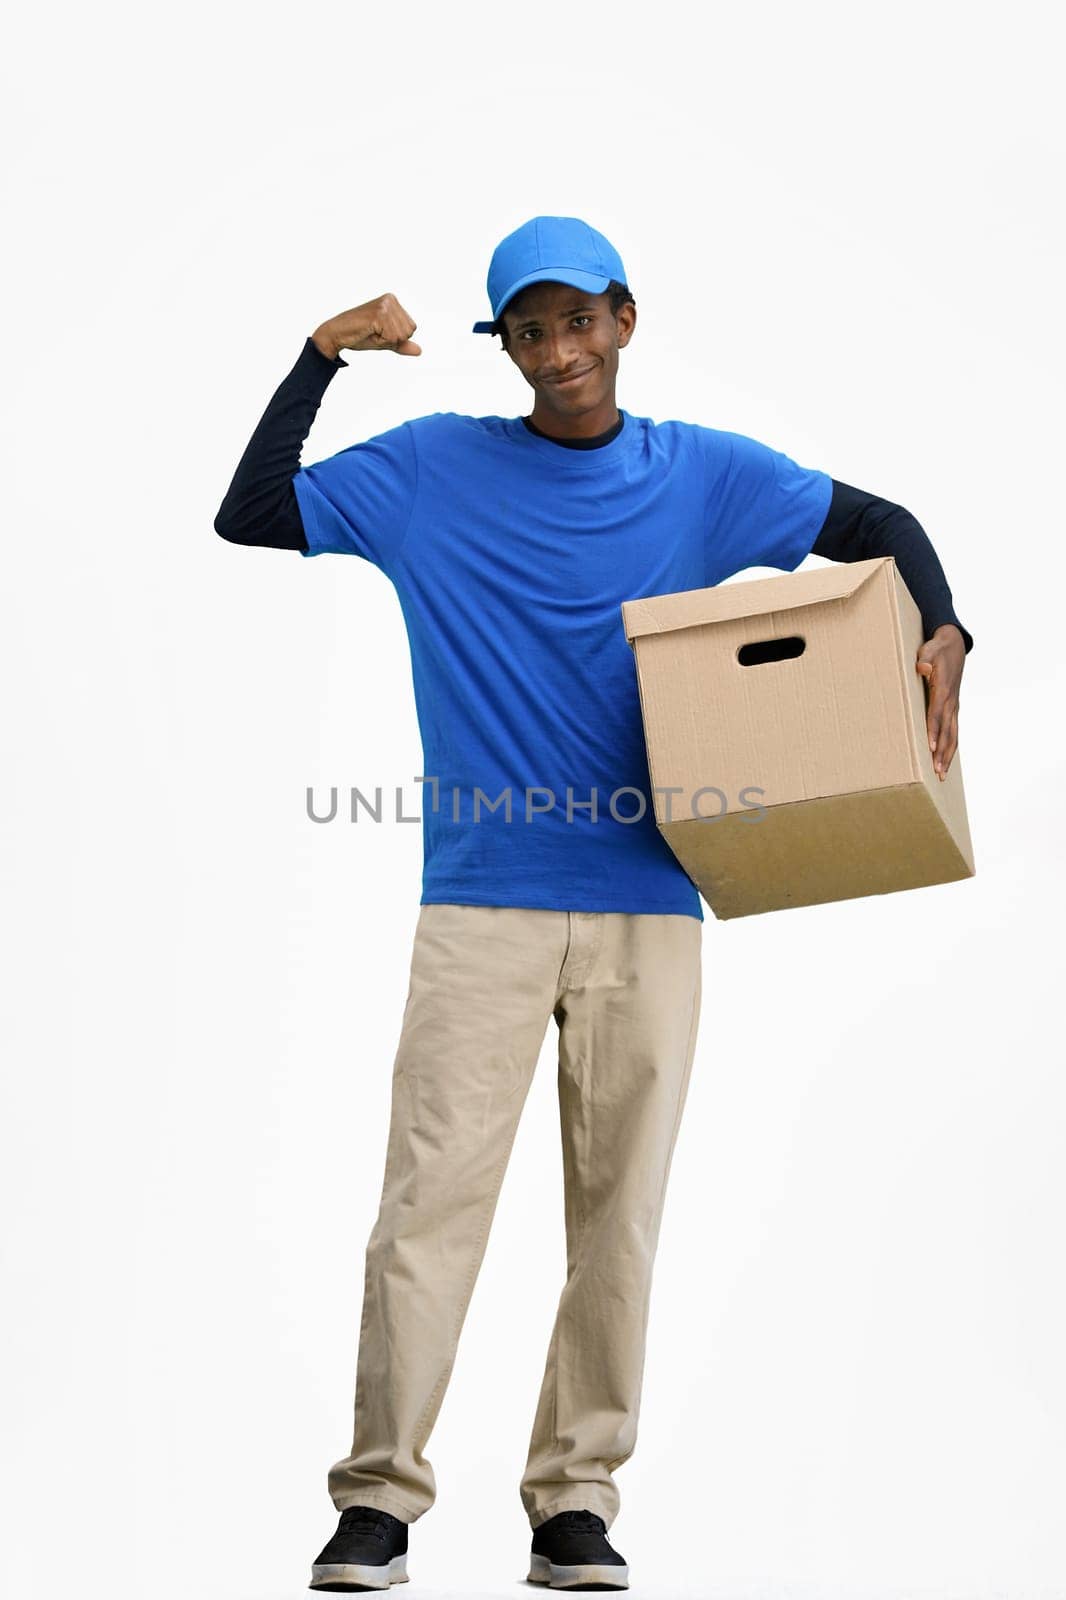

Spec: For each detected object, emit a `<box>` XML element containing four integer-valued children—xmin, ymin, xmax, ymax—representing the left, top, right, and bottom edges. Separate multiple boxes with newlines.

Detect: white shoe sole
<box><xmin>309</xmin><ymin>1553</ymin><xmax>409</xmax><ymax>1590</ymax></box>
<box><xmin>527</xmin><ymin>1550</ymin><xmax>629</xmax><ymax>1589</ymax></box>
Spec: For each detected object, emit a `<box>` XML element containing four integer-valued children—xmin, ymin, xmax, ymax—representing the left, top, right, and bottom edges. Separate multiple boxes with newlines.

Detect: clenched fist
<box><xmin>312</xmin><ymin>293</ymin><xmax>422</xmax><ymax>361</ymax></box>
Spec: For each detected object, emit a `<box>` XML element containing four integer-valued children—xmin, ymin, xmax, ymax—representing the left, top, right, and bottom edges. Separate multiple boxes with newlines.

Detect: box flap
<box><xmin>621</xmin><ymin>556</ymin><xmax>891</xmax><ymax>643</ymax></box>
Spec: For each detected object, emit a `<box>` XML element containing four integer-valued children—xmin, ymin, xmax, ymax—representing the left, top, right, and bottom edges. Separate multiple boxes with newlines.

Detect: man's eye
<box><xmin>573</xmin><ymin>315</ymin><xmax>591</xmax><ymax>326</ymax></box>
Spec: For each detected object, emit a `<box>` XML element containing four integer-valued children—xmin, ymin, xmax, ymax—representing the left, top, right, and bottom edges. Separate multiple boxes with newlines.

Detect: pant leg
<box><xmin>520</xmin><ymin>910</ymin><xmax>703</xmax><ymax>1531</ymax></box>
<box><xmin>328</xmin><ymin>903</ymin><xmax>568</xmax><ymax>1522</ymax></box>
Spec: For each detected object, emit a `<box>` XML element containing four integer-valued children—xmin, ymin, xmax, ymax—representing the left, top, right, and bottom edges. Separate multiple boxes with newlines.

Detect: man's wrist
<box><xmin>311</xmin><ymin>327</ymin><xmax>341</xmax><ymax>363</ymax></box>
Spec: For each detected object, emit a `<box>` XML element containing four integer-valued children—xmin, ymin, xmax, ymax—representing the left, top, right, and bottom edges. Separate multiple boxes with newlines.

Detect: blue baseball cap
<box><xmin>472</xmin><ymin>215</ymin><xmax>628</xmax><ymax>335</ymax></box>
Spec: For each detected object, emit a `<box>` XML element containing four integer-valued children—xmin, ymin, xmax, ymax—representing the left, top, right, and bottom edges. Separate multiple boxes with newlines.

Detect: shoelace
<box><xmin>551</xmin><ymin>1509</ymin><xmax>607</xmax><ymax>1534</ymax></box>
<box><xmin>338</xmin><ymin>1507</ymin><xmax>394</xmax><ymax>1542</ymax></box>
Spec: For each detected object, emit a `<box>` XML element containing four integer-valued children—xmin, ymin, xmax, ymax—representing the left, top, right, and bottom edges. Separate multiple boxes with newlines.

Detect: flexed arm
<box><xmin>212</xmin><ymin>295</ymin><xmax>422</xmax><ymax>551</ymax></box>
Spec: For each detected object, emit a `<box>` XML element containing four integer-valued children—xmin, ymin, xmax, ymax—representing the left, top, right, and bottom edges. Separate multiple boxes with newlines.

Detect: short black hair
<box><xmin>494</xmin><ymin>279</ymin><xmax>636</xmax><ymax>349</ymax></box>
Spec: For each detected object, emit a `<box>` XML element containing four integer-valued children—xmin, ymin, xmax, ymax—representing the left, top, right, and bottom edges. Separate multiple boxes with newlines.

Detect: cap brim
<box><xmin>471</xmin><ymin>267</ymin><xmax>613</xmax><ymax>335</ymax></box>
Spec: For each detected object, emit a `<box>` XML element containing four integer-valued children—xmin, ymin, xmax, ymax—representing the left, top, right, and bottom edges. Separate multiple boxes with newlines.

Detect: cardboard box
<box><xmin>621</xmin><ymin>556</ymin><xmax>975</xmax><ymax>919</ymax></box>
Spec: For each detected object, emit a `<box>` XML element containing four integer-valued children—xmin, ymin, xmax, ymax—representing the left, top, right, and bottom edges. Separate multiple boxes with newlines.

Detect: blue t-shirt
<box><xmin>293</xmin><ymin>410</ymin><xmax>832</xmax><ymax>922</ymax></box>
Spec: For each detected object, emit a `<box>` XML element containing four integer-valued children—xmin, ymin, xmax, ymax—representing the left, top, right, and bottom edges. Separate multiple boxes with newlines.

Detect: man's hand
<box><xmin>916</xmin><ymin>624</ymin><xmax>966</xmax><ymax>781</ymax></box>
<box><xmin>312</xmin><ymin>293</ymin><xmax>422</xmax><ymax>360</ymax></box>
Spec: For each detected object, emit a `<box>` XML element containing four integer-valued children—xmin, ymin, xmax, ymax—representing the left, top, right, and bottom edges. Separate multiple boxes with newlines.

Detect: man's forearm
<box><xmin>213</xmin><ymin>337</ymin><xmax>348</xmax><ymax>551</ymax></box>
<box><xmin>812</xmin><ymin>479</ymin><xmax>974</xmax><ymax>654</ymax></box>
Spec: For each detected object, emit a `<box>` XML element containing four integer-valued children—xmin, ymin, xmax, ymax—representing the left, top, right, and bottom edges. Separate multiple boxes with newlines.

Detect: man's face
<box><xmin>500</xmin><ymin>280</ymin><xmax>636</xmax><ymax>418</ymax></box>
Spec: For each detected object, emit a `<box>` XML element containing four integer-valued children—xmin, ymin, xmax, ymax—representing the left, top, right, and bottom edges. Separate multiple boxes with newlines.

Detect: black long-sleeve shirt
<box><xmin>214</xmin><ymin>337</ymin><xmax>974</xmax><ymax>654</ymax></box>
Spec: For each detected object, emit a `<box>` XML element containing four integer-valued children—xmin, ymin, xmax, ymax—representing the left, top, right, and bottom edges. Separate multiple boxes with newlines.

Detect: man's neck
<box><xmin>527</xmin><ymin>398</ymin><xmax>621</xmax><ymax>440</ymax></box>
<box><xmin>523</xmin><ymin>412</ymin><xmax>625</xmax><ymax>449</ymax></box>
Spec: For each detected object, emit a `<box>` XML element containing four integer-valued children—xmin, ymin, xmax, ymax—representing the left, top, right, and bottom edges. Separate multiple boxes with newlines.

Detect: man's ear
<box><xmin>616</xmin><ymin>302</ymin><xmax>637</xmax><ymax>349</ymax></box>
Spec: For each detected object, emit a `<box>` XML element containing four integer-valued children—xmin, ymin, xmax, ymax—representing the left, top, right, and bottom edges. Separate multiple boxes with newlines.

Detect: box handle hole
<box><xmin>737</xmin><ymin>634</ymin><xmax>806</xmax><ymax>666</ymax></box>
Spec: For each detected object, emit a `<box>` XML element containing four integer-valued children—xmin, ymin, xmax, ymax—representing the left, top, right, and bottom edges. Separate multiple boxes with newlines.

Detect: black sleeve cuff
<box><xmin>295</xmin><ymin>336</ymin><xmax>349</xmax><ymax>382</ymax></box>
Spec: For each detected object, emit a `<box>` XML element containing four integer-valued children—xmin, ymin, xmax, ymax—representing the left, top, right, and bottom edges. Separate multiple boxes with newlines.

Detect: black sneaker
<box><xmin>309</xmin><ymin>1505</ymin><xmax>410</xmax><ymax>1591</ymax></box>
<box><xmin>528</xmin><ymin>1508</ymin><xmax>629</xmax><ymax>1590</ymax></box>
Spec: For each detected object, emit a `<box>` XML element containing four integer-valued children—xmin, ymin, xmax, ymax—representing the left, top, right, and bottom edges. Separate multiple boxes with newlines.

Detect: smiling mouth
<box><xmin>549</xmin><ymin>366</ymin><xmax>595</xmax><ymax>387</ymax></box>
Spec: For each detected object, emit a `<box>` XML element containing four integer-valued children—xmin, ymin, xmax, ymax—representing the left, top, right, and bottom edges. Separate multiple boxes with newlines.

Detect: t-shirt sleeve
<box><xmin>292</xmin><ymin>419</ymin><xmax>418</xmax><ymax>571</ymax></box>
<box><xmin>704</xmin><ymin>428</ymin><xmax>833</xmax><ymax>583</ymax></box>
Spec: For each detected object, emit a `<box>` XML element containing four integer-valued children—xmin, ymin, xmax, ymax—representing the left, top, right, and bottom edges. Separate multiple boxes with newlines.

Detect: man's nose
<box><xmin>541</xmin><ymin>331</ymin><xmax>577</xmax><ymax>371</ymax></box>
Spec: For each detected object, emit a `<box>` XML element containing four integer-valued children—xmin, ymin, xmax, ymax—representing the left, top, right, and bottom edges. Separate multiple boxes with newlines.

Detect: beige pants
<box><xmin>327</xmin><ymin>903</ymin><xmax>703</xmax><ymax>1531</ymax></box>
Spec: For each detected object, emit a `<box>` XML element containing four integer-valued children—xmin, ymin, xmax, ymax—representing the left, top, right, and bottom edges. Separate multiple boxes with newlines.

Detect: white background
<box><xmin>3</xmin><ymin>3</ymin><xmax>1063</xmax><ymax>1597</ymax></box>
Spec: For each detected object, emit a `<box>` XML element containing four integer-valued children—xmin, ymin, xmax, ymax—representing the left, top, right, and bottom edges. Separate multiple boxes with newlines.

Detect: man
<box><xmin>214</xmin><ymin>215</ymin><xmax>972</xmax><ymax>1592</ymax></box>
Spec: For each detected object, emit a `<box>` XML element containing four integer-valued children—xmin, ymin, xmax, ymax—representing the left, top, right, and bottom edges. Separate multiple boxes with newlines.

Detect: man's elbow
<box><xmin>214</xmin><ymin>508</ymin><xmax>258</xmax><ymax>545</ymax></box>
<box><xmin>213</xmin><ymin>506</ymin><xmax>308</xmax><ymax>552</ymax></box>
